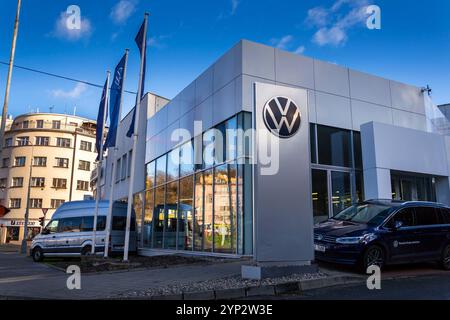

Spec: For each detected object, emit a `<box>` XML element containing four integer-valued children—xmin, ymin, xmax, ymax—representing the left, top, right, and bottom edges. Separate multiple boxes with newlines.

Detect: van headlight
<box><xmin>336</xmin><ymin>233</ymin><xmax>376</xmax><ymax>245</ymax></box>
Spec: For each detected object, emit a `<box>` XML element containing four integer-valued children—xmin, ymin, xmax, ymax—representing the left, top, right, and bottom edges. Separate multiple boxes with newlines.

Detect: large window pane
<box><xmin>143</xmin><ymin>190</ymin><xmax>154</xmax><ymax>248</ymax></box>
<box><xmin>317</xmin><ymin>125</ymin><xmax>352</xmax><ymax>168</ymax></box>
<box><xmin>167</xmin><ymin>148</ymin><xmax>180</xmax><ymax>182</ymax></box>
<box><xmin>152</xmin><ymin>185</ymin><xmax>165</xmax><ymax>248</ymax></box>
<box><xmin>310</xmin><ymin>124</ymin><xmax>317</xmax><ymax>163</ymax></box>
<box><xmin>331</xmin><ymin>171</ymin><xmax>352</xmax><ymax>215</ymax></box>
<box><xmin>155</xmin><ymin>155</ymin><xmax>166</xmax><ymax>186</ymax></box>
<box><xmin>237</xmin><ymin>112</ymin><xmax>252</xmax><ymax>159</ymax></box>
<box><xmin>180</xmin><ymin>141</ymin><xmax>194</xmax><ymax>177</ymax></box>
<box><xmin>203</xmin><ymin>129</ymin><xmax>215</xmax><ymax>168</ymax></box>
<box><xmin>179</xmin><ymin>175</ymin><xmax>194</xmax><ymax>250</ymax></box>
<box><xmin>213</xmin><ymin>164</ymin><xmax>237</xmax><ymax>254</ymax></box>
<box><xmin>203</xmin><ymin>169</ymin><xmax>213</xmax><ymax>252</ymax></box>
<box><xmin>353</xmin><ymin>132</ymin><xmax>363</xmax><ymax>169</ymax></box>
<box><xmin>312</xmin><ymin>169</ymin><xmax>329</xmax><ymax>224</ymax></box>
<box><xmin>355</xmin><ymin>171</ymin><xmax>364</xmax><ymax>203</ymax></box>
<box><xmin>146</xmin><ymin>161</ymin><xmax>155</xmax><ymax>189</ymax></box>
<box><xmin>194</xmin><ymin>172</ymin><xmax>204</xmax><ymax>251</ymax></box>
<box><xmin>164</xmin><ymin>181</ymin><xmax>178</xmax><ymax>249</ymax></box>
<box><xmin>133</xmin><ymin>192</ymin><xmax>144</xmax><ymax>247</ymax></box>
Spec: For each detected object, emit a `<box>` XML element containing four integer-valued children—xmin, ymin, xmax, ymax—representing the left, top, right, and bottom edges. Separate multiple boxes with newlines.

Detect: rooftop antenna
<box><xmin>49</xmin><ymin>105</ymin><xmax>54</xmax><ymax>113</ymax></box>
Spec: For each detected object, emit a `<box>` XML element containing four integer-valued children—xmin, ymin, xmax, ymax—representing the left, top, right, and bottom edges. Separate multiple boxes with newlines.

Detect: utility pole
<box><xmin>0</xmin><ymin>0</ymin><xmax>21</xmax><ymax>156</ymax></box>
<box><xmin>20</xmin><ymin>141</ymin><xmax>34</xmax><ymax>254</ymax></box>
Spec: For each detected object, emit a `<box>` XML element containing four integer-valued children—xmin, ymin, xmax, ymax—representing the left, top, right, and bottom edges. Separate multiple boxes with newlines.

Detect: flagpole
<box><xmin>0</xmin><ymin>0</ymin><xmax>21</xmax><ymax>156</ymax></box>
<box><xmin>123</xmin><ymin>13</ymin><xmax>149</xmax><ymax>262</ymax></box>
<box><xmin>104</xmin><ymin>50</ymin><xmax>129</xmax><ymax>258</ymax></box>
<box><xmin>91</xmin><ymin>71</ymin><xmax>110</xmax><ymax>255</ymax></box>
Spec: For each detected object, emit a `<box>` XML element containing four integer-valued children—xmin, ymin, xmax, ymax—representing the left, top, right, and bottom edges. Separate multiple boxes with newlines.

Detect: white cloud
<box><xmin>51</xmin><ymin>83</ymin><xmax>88</xmax><ymax>99</ymax></box>
<box><xmin>271</xmin><ymin>35</ymin><xmax>294</xmax><ymax>50</ymax></box>
<box><xmin>305</xmin><ymin>0</ymin><xmax>369</xmax><ymax>47</ymax></box>
<box><xmin>231</xmin><ymin>0</ymin><xmax>240</xmax><ymax>15</ymax></box>
<box><xmin>148</xmin><ymin>35</ymin><xmax>172</xmax><ymax>49</ymax></box>
<box><xmin>110</xmin><ymin>0</ymin><xmax>138</xmax><ymax>24</ymax></box>
<box><xmin>294</xmin><ymin>45</ymin><xmax>306</xmax><ymax>55</ymax></box>
<box><xmin>51</xmin><ymin>12</ymin><xmax>92</xmax><ymax>41</ymax></box>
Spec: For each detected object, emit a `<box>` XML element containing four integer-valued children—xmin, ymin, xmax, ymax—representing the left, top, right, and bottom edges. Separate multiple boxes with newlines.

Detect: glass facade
<box><xmin>141</xmin><ymin>112</ymin><xmax>252</xmax><ymax>255</ymax></box>
<box><xmin>391</xmin><ymin>172</ymin><xmax>436</xmax><ymax>202</ymax></box>
<box><xmin>311</xmin><ymin>123</ymin><xmax>364</xmax><ymax>224</ymax></box>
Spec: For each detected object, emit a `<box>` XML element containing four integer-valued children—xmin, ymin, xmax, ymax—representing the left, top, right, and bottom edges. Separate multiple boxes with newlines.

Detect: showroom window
<box><xmin>142</xmin><ymin>112</ymin><xmax>252</xmax><ymax>255</ymax></box>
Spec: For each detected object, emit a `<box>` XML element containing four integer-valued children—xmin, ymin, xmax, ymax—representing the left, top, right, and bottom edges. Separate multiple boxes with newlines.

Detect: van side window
<box><xmin>46</xmin><ymin>220</ymin><xmax>59</xmax><ymax>233</ymax></box>
<box><xmin>112</xmin><ymin>216</ymin><xmax>136</xmax><ymax>231</ymax></box>
<box><xmin>80</xmin><ymin>216</ymin><xmax>106</xmax><ymax>232</ymax></box>
<box><xmin>386</xmin><ymin>208</ymin><xmax>415</xmax><ymax>228</ymax></box>
<box><xmin>60</xmin><ymin>217</ymin><xmax>82</xmax><ymax>232</ymax></box>
<box><xmin>414</xmin><ymin>207</ymin><xmax>439</xmax><ymax>226</ymax></box>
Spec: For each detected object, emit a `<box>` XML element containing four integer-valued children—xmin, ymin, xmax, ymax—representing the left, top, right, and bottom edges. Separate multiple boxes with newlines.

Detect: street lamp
<box><xmin>20</xmin><ymin>139</ymin><xmax>34</xmax><ymax>254</ymax></box>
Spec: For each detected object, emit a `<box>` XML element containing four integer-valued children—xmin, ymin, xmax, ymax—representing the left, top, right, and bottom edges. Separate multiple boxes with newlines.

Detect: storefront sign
<box><xmin>0</xmin><ymin>220</ymin><xmax>39</xmax><ymax>227</ymax></box>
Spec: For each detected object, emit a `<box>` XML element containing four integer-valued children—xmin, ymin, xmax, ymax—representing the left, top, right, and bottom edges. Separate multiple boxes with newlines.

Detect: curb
<box><xmin>145</xmin><ymin>275</ymin><xmax>364</xmax><ymax>300</ymax></box>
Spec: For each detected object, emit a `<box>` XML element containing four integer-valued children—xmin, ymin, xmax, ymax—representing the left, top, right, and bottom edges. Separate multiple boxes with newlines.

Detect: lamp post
<box><xmin>20</xmin><ymin>139</ymin><xmax>34</xmax><ymax>254</ymax></box>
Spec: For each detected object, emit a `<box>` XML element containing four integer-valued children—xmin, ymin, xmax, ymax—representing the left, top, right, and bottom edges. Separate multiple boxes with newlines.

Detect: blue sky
<box><xmin>1</xmin><ymin>0</ymin><xmax>449</xmax><ymax>121</ymax></box>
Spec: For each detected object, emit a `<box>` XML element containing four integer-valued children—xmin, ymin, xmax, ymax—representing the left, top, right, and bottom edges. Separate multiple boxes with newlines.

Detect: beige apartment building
<box><xmin>0</xmin><ymin>113</ymin><xmax>98</xmax><ymax>244</ymax></box>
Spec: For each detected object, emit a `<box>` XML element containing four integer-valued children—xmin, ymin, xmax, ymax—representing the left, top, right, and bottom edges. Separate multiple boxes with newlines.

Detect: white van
<box><xmin>30</xmin><ymin>200</ymin><xmax>137</xmax><ymax>262</ymax></box>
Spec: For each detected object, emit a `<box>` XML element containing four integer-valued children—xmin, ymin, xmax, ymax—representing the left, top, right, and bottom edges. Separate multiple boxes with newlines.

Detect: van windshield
<box><xmin>332</xmin><ymin>203</ymin><xmax>393</xmax><ymax>225</ymax></box>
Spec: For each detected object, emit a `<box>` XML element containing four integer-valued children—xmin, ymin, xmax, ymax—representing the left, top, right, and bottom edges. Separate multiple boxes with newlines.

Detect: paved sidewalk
<box><xmin>1</xmin><ymin>249</ymin><xmax>448</xmax><ymax>299</ymax></box>
<box><xmin>0</xmin><ymin>251</ymin><xmax>243</xmax><ymax>299</ymax></box>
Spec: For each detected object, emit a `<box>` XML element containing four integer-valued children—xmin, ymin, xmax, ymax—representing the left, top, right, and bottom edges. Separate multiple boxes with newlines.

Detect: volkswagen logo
<box><xmin>317</xmin><ymin>234</ymin><xmax>324</xmax><ymax>241</ymax></box>
<box><xmin>262</xmin><ymin>96</ymin><xmax>301</xmax><ymax>138</ymax></box>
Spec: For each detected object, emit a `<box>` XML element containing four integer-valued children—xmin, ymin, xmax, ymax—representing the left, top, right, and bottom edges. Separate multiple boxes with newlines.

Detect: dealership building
<box><xmin>101</xmin><ymin>40</ymin><xmax>450</xmax><ymax>267</ymax></box>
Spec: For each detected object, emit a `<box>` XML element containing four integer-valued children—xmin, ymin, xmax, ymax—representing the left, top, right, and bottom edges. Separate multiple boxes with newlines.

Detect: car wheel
<box><xmin>32</xmin><ymin>247</ymin><xmax>44</xmax><ymax>262</ymax></box>
<box><xmin>441</xmin><ymin>244</ymin><xmax>450</xmax><ymax>270</ymax></box>
<box><xmin>362</xmin><ymin>245</ymin><xmax>385</xmax><ymax>272</ymax></box>
<box><xmin>81</xmin><ymin>245</ymin><xmax>92</xmax><ymax>256</ymax></box>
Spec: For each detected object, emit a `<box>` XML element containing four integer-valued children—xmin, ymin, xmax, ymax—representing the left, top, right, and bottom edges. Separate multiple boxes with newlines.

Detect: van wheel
<box><xmin>361</xmin><ymin>245</ymin><xmax>385</xmax><ymax>272</ymax></box>
<box><xmin>441</xmin><ymin>245</ymin><xmax>450</xmax><ymax>270</ymax></box>
<box><xmin>81</xmin><ymin>246</ymin><xmax>92</xmax><ymax>256</ymax></box>
<box><xmin>32</xmin><ymin>247</ymin><xmax>44</xmax><ymax>262</ymax></box>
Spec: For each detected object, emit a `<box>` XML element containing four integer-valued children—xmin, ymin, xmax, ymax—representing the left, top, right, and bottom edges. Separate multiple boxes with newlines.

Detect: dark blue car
<box><xmin>314</xmin><ymin>200</ymin><xmax>450</xmax><ymax>272</ymax></box>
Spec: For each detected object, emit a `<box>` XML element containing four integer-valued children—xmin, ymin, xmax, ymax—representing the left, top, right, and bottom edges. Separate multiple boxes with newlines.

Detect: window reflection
<box><xmin>164</xmin><ymin>181</ymin><xmax>178</xmax><ymax>249</ymax></box>
<box><xmin>194</xmin><ymin>172</ymin><xmax>204</xmax><ymax>251</ymax></box>
<box><xmin>152</xmin><ymin>185</ymin><xmax>165</xmax><ymax>248</ymax></box>
<box><xmin>143</xmin><ymin>190</ymin><xmax>154</xmax><ymax>247</ymax></box>
<box><xmin>331</xmin><ymin>171</ymin><xmax>352</xmax><ymax>215</ymax></box>
<box><xmin>155</xmin><ymin>155</ymin><xmax>166</xmax><ymax>186</ymax></box>
<box><xmin>203</xmin><ymin>169</ymin><xmax>213</xmax><ymax>252</ymax></box>
<box><xmin>213</xmin><ymin>163</ymin><xmax>237</xmax><ymax>254</ymax></box>
<box><xmin>142</xmin><ymin>112</ymin><xmax>252</xmax><ymax>255</ymax></box>
<box><xmin>312</xmin><ymin>169</ymin><xmax>329</xmax><ymax>224</ymax></box>
<box><xmin>317</xmin><ymin>125</ymin><xmax>352</xmax><ymax>167</ymax></box>
<box><xmin>179</xmin><ymin>175</ymin><xmax>194</xmax><ymax>250</ymax></box>
<box><xmin>167</xmin><ymin>148</ymin><xmax>179</xmax><ymax>182</ymax></box>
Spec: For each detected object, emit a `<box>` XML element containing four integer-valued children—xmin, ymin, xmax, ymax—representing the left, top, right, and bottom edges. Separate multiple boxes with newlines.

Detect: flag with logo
<box><xmin>104</xmin><ymin>53</ymin><xmax>127</xmax><ymax>148</ymax></box>
<box><xmin>95</xmin><ymin>78</ymin><xmax>108</xmax><ymax>160</ymax></box>
<box><xmin>127</xmin><ymin>16</ymin><xmax>148</xmax><ymax>138</ymax></box>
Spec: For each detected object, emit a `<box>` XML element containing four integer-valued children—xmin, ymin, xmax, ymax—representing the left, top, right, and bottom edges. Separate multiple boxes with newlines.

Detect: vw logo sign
<box><xmin>263</xmin><ymin>96</ymin><xmax>301</xmax><ymax>138</ymax></box>
<box><xmin>317</xmin><ymin>234</ymin><xmax>324</xmax><ymax>241</ymax></box>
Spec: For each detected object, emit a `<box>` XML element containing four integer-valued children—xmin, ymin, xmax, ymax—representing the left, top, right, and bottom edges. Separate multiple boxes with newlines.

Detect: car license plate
<box><xmin>314</xmin><ymin>244</ymin><xmax>326</xmax><ymax>252</ymax></box>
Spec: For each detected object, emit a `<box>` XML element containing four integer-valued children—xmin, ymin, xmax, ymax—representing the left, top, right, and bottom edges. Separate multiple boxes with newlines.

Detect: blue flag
<box><xmin>104</xmin><ymin>53</ymin><xmax>127</xmax><ymax>148</ymax></box>
<box><xmin>127</xmin><ymin>18</ymin><xmax>147</xmax><ymax>138</ymax></box>
<box><xmin>95</xmin><ymin>78</ymin><xmax>108</xmax><ymax>161</ymax></box>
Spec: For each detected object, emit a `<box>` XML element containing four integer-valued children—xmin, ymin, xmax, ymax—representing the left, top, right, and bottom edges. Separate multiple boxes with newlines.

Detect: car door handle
<box><xmin>52</xmin><ymin>236</ymin><xmax>56</xmax><ymax>238</ymax></box>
